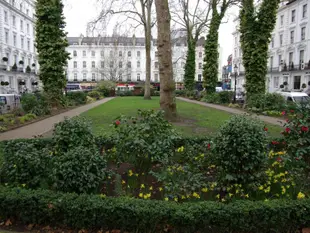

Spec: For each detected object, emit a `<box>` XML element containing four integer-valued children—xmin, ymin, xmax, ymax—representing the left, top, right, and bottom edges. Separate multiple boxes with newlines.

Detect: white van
<box><xmin>0</xmin><ymin>94</ymin><xmax>21</xmax><ymax>114</ymax></box>
<box><xmin>277</xmin><ymin>91</ymin><xmax>310</xmax><ymax>104</ymax></box>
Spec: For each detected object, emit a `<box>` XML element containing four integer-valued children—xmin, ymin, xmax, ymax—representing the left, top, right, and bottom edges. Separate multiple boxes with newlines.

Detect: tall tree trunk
<box><xmin>184</xmin><ymin>38</ymin><xmax>196</xmax><ymax>91</ymax></box>
<box><xmin>203</xmin><ymin>10</ymin><xmax>221</xmax><ymax>94</ymax></box>
<box><xmin>144</xmin><ymin>0</ymin><xmax>152</xmax><ymax>100</ymax></box>
<box><xmin>155</xmin><ymin>0</ymin><xmax>176</xmax><ymax>119</ymax></box>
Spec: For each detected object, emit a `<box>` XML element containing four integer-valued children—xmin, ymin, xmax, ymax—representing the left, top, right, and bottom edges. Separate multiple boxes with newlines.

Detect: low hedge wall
<box><xmin>0</xmin><ymin>186</ymin><xmax>309</xmax><ymax>232</ymax></box>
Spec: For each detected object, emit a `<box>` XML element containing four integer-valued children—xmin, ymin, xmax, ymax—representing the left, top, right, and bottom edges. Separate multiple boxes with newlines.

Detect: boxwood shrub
<box><xmin>0</xmin><ymin>186</ymin><xmax>309</xmax><ymax>232</ymax></box>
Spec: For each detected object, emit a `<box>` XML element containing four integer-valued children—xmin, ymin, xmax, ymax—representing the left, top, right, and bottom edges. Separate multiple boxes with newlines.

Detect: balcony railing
<box><xmin>268</xmin><ymin>63</ymin><xmax>310</xmax><ymax>73</ymax></box>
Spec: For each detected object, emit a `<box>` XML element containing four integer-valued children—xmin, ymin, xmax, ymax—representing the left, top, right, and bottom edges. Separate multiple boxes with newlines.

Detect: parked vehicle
<box><xmin>277</xmin><ymin>91</ymin><xmax>310</xmax><ymax>104</ymax></box>
<box><xmin>0</xmin><ymin>94</ymin><xmax>21</xmax><ymax>114</ymax></box>
<box><xmin>65</xmin><ymin>84</ymin><xmax>83</xmax><ymax>92</ymax></box>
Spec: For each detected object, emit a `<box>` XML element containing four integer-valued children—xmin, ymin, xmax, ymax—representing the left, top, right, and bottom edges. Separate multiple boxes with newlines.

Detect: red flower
<box><xmin>290</xmin><ymin>110</ymin><xmax>294</xmax><ymax>113</ymax></box>
<box><xmin>286</xmin><ymin>119</ymin><xmax>290</xmax><ymax>123</ymax></box>
<box><xmin>115</xmin><ymin>120</ymin><xmax>121</xmax><ymax>126</ymax></box>
<box><xmin>271</xmin><ymin>141</ymin><xmax>279</xmax><ymax>145</ymax></box>
<box><xmin>281</xmin><ymin>111</ymin><xmax>286</xmax><ymax>116</ymax></box>
<box><xmin>301</xmin><ymin>126</ymin><xmax>309</xmax><ymax>132</ymax></box>
<box><xmin>295</xmin><ymin>157</ymin><xmax>300</xmax><ymax>161</ymax></box>
<box><xmin>207</xmin><ymin>144</ymin><xmax>211</xmax><ymax>149</ymax></box>
<box><xmin>285</xmin><ymin>127</ymin><xmax>291</xmax><ymax>133</ymax></box>
<box><xmin>276</xmin><ymin>157</ymin><xmax>282</xmax><ymax>162</ymax></box>
<box><xmin>264</xmin><ymin>127</ymin><xmax>268</xmax><ymax>132</ymax></box>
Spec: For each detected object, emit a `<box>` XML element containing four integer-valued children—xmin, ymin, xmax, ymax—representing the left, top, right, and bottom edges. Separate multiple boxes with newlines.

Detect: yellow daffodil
<box><xmin>245</xmin><ymin>194</ymin><xmax>249</xmax><ymax>198</ymax></box>
<box><xmin>128</xmin><ymin>170</ymin><xmax>133</xmax><ymax>177</ymax></box>
<box><xmin>164</xmin><ymin>197</ymin><xmax>169</xmax><ymax>201</ymax></box>
<box><xmin>297</xmin><ymin>192</ymin><xmax>305</xmax><ymax>199</ymax></box>
<box><xmin>99</xmin><ymin>194</ymin><xmax>106</xmax><ymax>199</ymax></box>
<box><xmin>181</xmin><ymin>195</ymin><xmax>186</xmax><ymax>200</ymax></box>
<box><xmin>202</xmin><ymin>188</ymin><xmax>208</xmax><ymax>193</ymax></box>
<box><xmin>174</xmin><ymin>197</ymin><xmax>178</xmax><ymax>202</ymax></box>
<box><xmin>281</xmin><ymin>186</ymin><xmax>286</xmax><ymax>195</ymax></box>
<box><xmin>121</xmin><ymin>180</ymin><xmax>126</xmax><ymax>184</ymax></box>
<box><xmin>135</xmin><ymin>173</ymin><xmax>139</xmax><ymax>177</ymax></box>
<box><xmin>177</xmin><ymin>146</ymin><xmax>184</xmax><ymax>153</ymax></box>
<box><xmin>13</xmin><ymin>164</ymin><xmax>17</xmax><ymax>168</ymax></box>
<box><xmin>193</xmin><ymin>192</ymin><xmax>200</xmax><ymax>199</ymax></box>
<box><xmin>149</xmin><ymin>186</ymin><xmax>153</xmax><ymax>191</ymax></box>
<box><xmin>159</xmin><ymin>187</ymin><xmax>163</xmax><ymax>191</ymax></box>
<box><xmin>139</xmin><ymin>193</ymin><xmax>143</xmax><ymax>198</ymax></box>
<box><xmin>141</xmin><ymin>184</ymin><xmax>145</xmax><ymax>189</ymax></box>
<box><xmin>21</xmin><ymin>184</ymin><xmax>26</xmax><ymax>187</ymax></box>
<box><xmin>216</xmin><ymin>194</ymin><xmax>220</xmax><ymax>199</ymax></box>
<box><xmin>264</xmin><ymin>186</ymin><xmax>271</xmax><ymax>193</ymax></box>
<box><xmin>229</xmin><ymin>193</ymin><xmax>233</xmax><ymax>198</ymax></box>
<box><xmin>258</xmin><ymin>186</ymin><xmax>264</xmax><ymax>191</ymax></box>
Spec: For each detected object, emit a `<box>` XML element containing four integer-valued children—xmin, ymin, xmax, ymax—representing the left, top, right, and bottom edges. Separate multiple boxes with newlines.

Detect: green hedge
<box><xmin>0</xmin><ymin>186</ymin><xmax>309</xmax><ymax>232</ymax></box>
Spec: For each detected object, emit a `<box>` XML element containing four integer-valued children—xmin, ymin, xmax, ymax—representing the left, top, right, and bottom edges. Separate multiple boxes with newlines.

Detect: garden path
<box><xmin>0</xmin><ymin>97</ymin><xmax>115</xmax><ymax>141</ymax></box>
<box><xmin>177</xmin><ymin>97</ymin><xmax>284</xmax><ymax>127</ymax></box>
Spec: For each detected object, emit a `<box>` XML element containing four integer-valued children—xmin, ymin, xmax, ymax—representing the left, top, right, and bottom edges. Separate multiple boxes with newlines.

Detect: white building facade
<box><xmin>66</xmin><ymin>34</ymin><xmax>223</xmax><ymax>87</ymax></box>
<box><xmin>232</xmin><ymin>0</ymin><xmax>310</xmax><ymax>93</ymax></box>
<box><xmin>0</xmin><ymin>0</ymin><xmax>39</xmax><ymax>94</ymax></box>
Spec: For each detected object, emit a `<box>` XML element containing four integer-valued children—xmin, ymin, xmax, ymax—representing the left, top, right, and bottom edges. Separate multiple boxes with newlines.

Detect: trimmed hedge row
<box><xmin>0</xmin><ymin>186</ymin><xmax>309</xmax><ymax>232</ymax></box>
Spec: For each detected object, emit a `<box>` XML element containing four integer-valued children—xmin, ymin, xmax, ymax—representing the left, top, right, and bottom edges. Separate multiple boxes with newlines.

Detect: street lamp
<box><xmin>234</xmin><ymin>64</ymin><xmax>238</xmax><ymax>103</ymax></box>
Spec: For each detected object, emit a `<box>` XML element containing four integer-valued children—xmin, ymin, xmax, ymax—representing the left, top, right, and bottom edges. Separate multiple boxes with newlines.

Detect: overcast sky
<box><xmin>63</xmin><ymin>0</ymin><xmax>238</xmax><ymax>67</ymax></box>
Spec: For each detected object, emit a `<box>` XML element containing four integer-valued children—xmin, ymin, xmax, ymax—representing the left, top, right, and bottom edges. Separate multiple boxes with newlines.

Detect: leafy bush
<box><xmin>1</xmin><ymin>186</ymin><xmax>310</xmax><ymax>232</ymax></box>
<box><xmin>88</xmin><ymin>91</ymin><xmax>101</xmax><ymax>100</ymax></box>
<box><xmin>116</xmin><ymin>90</ymin><xmax>133</xmax><ymax>96</ymax></box>
<box><xmin>53</xmin><ymin>117</ymin><xmax>95</xmax><ymax>154</ymax></box>
<box><xmin>1</xmin><ymin>142</ymin><xmax>51</xmax><ymax>188</ymax></box>
<box><xmin>111</xmin><ymin>110</ymin><xmax>181</xmax><ymax>170</ymax></box>
<box><xmin>86</xmin><ymin>96</ymin><xmax>95</xmax><ymax>103</ymax></box>
<box><xmin>95</xmin><ymin>81</ymin><xmax>116</xmax><ymax>97</ymax></box>
<box><xmin>66</xmin><ymin>91</ymin><xmax>87</xmax><ymax>105</ymax></box>
<box><xmin>213</xmin><ymin>115</ymin><xmax>268</xmax><ymax>186</ymax></box>
<box><xmin>202</xmin><ymin>93</ymin><xmax>220</xmax><ymax>104</ymax></box>
<box><xmin>21</xmin><ymin>93</ymin><xmax>50</xmax><ymax>116</ymax></box>
<box><xmin>18</xmin><ymin>113</ymin><xmax>37</xmax><ymax>124</ymax></box>
<box><xmin>218</xmin><ymin>91</ymin><xmax>234</xmax><ymax>104</ymax></box>
<box><xmin>51</xmin><ymin>146</ymin><xmax>107</xmax><ymax>194</ymax></box>
<box><xmin>247</xmin><ymin>93</ymin><xmax>286</xmax><ymax>112</ymax></box>
<box><xmin>175</xmin><ymin>90</ymin><xmax>186</xmax><ymax>97</ymax></box>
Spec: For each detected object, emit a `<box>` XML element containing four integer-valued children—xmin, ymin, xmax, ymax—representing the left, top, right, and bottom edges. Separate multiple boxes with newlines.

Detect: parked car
<box><xmin>0</xmin><ymin>94</ymin><xmax>21</xmax><ymax>114</ymax></box>
<box><xmin>277</xmin><ymin>91</ymin><xmax>310</xmax><ymax>105</ymax></box>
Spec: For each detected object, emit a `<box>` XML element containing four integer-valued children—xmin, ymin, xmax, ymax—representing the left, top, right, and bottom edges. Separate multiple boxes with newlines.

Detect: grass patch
<box><xmin>82</xmin><ymin>97</ymin><xmax>282</xmax><ymax>137</ymax></box>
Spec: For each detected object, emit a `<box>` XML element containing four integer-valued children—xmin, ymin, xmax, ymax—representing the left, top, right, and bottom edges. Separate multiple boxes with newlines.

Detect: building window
<box><xmin>234</xmin><ymin>36</ymin><xmax>237</xmax><ymax>45</ymax></box>
<box><xmin>27</xmin><ymin>39</ymin><xmax>30</xmax><ymax>51</ymax></box>
<box><xmin>83</xmin><ymin>61</ymin><xmax>86</xmax><ymax>68</ymax></box>
<box><xmin>301</xmin><ymin>27</ymin><xmax>306</xmax><ymax>40</ymax></box>
<box><xmin>273</xmin><ymin>77</ymin><xmax>279</xmax><ymax>88</ymax></box>
<box><xmin>137</xmin><ymin>73</ymin><xmax>141</xmax><ymax>81</ymax></box>
<box><xmin>92</xmin><ymin>61</ymin><xmax>95</xmax><ymax>68</ymax></box>
<box><xmin>92</xmin><ymin>51</ymin><xmax>95</xmax><ymax>57</ymax></box>
<box><xmin>26</xmin><ymin>9</ymin><xmax>29</xmax><ymax>15</ymax></box>
<box><xmin>20</xmin><ymin>3</ymin><xmax>22</xmax><ymax>11</ymax></box>
<box><xmin>128</xmin><ymin>51</ymin><xmax>131</xmax><ymax>57</ymax></box>
<box><xmin>155</xmin><ymin>73</ymin><xmax>159</xmax><ymax>82</ymax></box>
<box><xmin>83</xmin><ymin>73</ymin><xmax>87</xmax><ymax>81</ymax></box>
<box><xmin>199</xmin><ymin>52</ymin><xmax>203</xmax><ymax>58</ymax></box>
<box><xmin>12</xmin><ymin>15</ymin><xmax>16</xmax><ymax>27</ymax></box>
<box><xmin>155</xmin><ymin>52</ymin><xmax>158</xmax><ymax>57</ymax></box>
<box><xmin>73</xmin><ymin>51</ymin><xmax>77</xmax><ymax>57</ymax></box>
<box><xmin>101</xmin><ymin>73</ymin><xmax>104</xmax><ymax>80</ymax></box>
<box><xmin>74</xmin><ymin>61</ymin><xmax>77</xmax><ymax>68</ymax></box>
<box><xmin>101</xmin><ymin>61</ymin><xmax>104</xmax><ymax>68</ymax></box>
<box><xmin>289</xmin><ymin>52</ymin><xmax>294</xmax><ymax>67</ymax></box>
<box><xmin>13</xmin><ymin>34</ymin><xmax>16</xmax><ymax>46</ymax></box>
<box><xmin>270</xmin><ymin>56</ymin><xmax>273</xmax><ymax>68</ymax></box>
<box><xmin>119</xmin><ymin>73</ymin><xmax>122</xmax><ymax>81</ymax></box>
<box><xmin>12</xmin><ymin>0</ymin><xmax>15</xmax><ymax>6</ymax></box>
<box><xmin>198</xmin><ymin>74</ymin><xmax>202</xmax><ymax>82</ymax></box>
<box><xmin>127</xmin><ymin>74</ymin><xmax>131</xmax><ymax>81</ymax></box>
<box><xmin>74</xmin><ymin>73</ymin><xmax>77</xmax><ymax>81</ymax></box>
<box><xmin>92</xmin><ymin>73</ymin><xmax>96</xmax><ymax>81</ymax></box>
<box><xmin>137</xmin><ymin>61</ymin><xmax>140</xmax><ymax>68</ymax></box>
<box><xmin>110</xmin><ymin>61</ymin><xmax>114</xmax><ymax>68</ymax></box>
<box><xmin>4</xmin><ymin>11</ymin><xmax>8</xmax><ymax>23</ymax></box>
<box><xmin>271</xmin><ymin>37</ymin><xmax>274</xmax><ymax>48</ymax></box>
<box><xmin>20</xmin><ymin>37</ymin><xmax>24</xmax><ymax>49</ymax></box>
<box><xmin>303</xmin><ymin>4</ymin><xmax>307</xmax><ymax>18</ymax></box>
<box><xmin>294</xmin><ymin>76</ymin><xmax>301</xmax><ymax>89</ymax></box>
<box><xmin>278</xmin><ymin>54</ymin><xmax>282</xmax><ymax>66</ymax></box>
<box><xmin>119</xmin><ymin>61</ymin><xmax>122</xmax><ymax>68</ymax></box>
<box><xmin>5</xmin><ymin>31</ymin><xmax>9</xmax><ymax>44</ymax></box>
<box><xmin>137</xmin><ymin>51</ymin><xmax>141</xmax><ymax>57</ymax></box>
<box><xmin>110</xmin><ymin>50</ymin><xmax>113</xmax><ymax>57</ymax></box>
<box><xmin>28</xmin><ymin>58</ymin><xmax>30</xmax><ymax>66</ymax></box>
<box><xmin>291</xmin><ymin>9</ymin><xmax>296</xmax><ymax>22</ymax></box>
<box><xmin>127</xmin><ymin>61</ymin><xmax>131</xmax><ymax>68</ymax></box>
<box><xmin>83</xmin><ymin>51</ymin><xmax>86</xmax><ymax>57</ymax></box>
<box><xmin>199</xmin><ymin>63</ymin><xmax>202</xmax><ymax>69</ymax></box>
<box><xmin>280</xmin><ymin>15</ymin><xmax>284</xmax><ymax>26</ymax></box>
<box><xmin>280</xmin><ymin>34</ymin><xmax>283</xmax><ymax>46</ymax></box>
<box><xmin>119</xmin><ymin>51</ymin><xmax>122</xmax><ymax>57</ymax></box>
<box><xmin>100</xmin><ymin>51</ymin><xmax>104</xmax><ymax>57</ymax></box>
<box><xmin>27</xmin><ymin>24</ymin><xmax>29</xmax><ymax>34</ymax></box>
<box><xmin>290</xmin><ymin>30</ymin><xmax>294</xmax><ymax>44</ymax></box>
<box><xmin>300</xmin><ymin>50</ymin><xmax>304</xmax><ymax>63</ymax></box>
<box><xmin>234</xmin><ymin>49</ymin><xmax>237</xmax><ymax>58</ymax></box>
<box><xmin>20</xmin><ymin>20</ymin><xmax>23</xmax><ymax>31</ymax></box>
<box><xmin>155</xmin><ymin>62</ymin><xmax>158</xmax><ymax>68</ymax></box>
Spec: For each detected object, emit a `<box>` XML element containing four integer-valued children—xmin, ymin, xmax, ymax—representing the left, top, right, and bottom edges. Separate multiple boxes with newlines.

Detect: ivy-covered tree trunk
<box><xmin>35</xmin><ymin>0</ymin><xmax>70</xmax><ymax>107</ymax></box>
<box><xmin>240</xmin><ymin>0</ymin><xmax>280</xmax><ymax>96</ymax></box>
<box><xmin>184</xmin><ymin>39</ymin><xmax>196</xmax><ymax>90</ymax></box>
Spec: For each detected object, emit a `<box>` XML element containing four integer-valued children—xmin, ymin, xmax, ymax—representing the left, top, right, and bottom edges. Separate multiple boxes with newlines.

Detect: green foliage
<box><xmin>18</xmin><ymin>113</ymin><xmax>37</xmax><ymax>124</ymax></box>
<box><xmin>111</xmin><ymin>110</ymin><xmax>181</xmax><ymax>170</ymax></box>
<box><xmin>174</xmin><ymin>90</ymin><xmax>186</xmax><ymax>97</ymax></box>
<box><xmin>51</xmin><ymin>146</ymin><xmax>107</xmax><ymax>194</ymax></box>
<box><xmin>95</xmin><ymin>80</ymin><xmax>116</xmax><ymax>97</ymax></box>
<box><xmin>53</xmin><ymin>117</ymin><xmax>95</xmax><ymax>153</ymax></box>
<box><xmin>214</xmin><ymin>115</ymin><xmax>268</xmax><ymax>186</ymax></box>
<box><xmin>21</xmin><ymin>93</ymin><xmax>50</xmax><ymax>116</ymax></box>
<box><xmin>184</xmin><ymin>40</ymin><xmax>196</xmax><ymax>90</ymax></box>
<box><xmin>1</xmin><ymin>186</ymin><xmax>310</xmax><ymax>232</ymax></box>
<box><xmin>87</xmin><ymin>90</ymin><xmax>101</xmax><ymax>99</ymax></box>
<box><xmin>66</xmin><ymin>91</ymin><xmax>87</xmax><ymax>105</ymax></box>
<box><xmin>1</xmin><ymin>142</ymin><xmax>51</xmax><ymax>188</ymax></box>
<box><xmin>202</xmin><ymin>92</ymin><xmax>220</xmax><ymax>104</ymax></box>
<box><xmin>247</xmin><ymin>93</ymin><xmax>286</xmax><ymax>112</ymax></box>
<box><xmin>240</xmin><ymin>0</ymin><xmax>280</xmax><ymax>96</ymax></box>
<box><xmin>35</xmin><ymin>0</ymin><xmax>70</xmax><ymax>106</ymax></box>
<box><xmin>202</xmin><ymin>92</ymin><xmax>234</xmax><ymax>104</ymax></box>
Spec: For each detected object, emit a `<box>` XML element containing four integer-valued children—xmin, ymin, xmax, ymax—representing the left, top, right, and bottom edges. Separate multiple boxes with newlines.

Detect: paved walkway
<box><xmin>0</xmin><ymin>97</ymin><xmax>114</xmax><ymax>141</ymax></box>
<box><xmin>177</xmin><ymin>97</ymin><xmax>284</xmax><ymax>127</ymax></box>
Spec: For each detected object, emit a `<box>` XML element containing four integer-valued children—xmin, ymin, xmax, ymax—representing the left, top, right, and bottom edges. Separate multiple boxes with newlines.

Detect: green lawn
<box><xmin>82</xmin><ymin>97</ymin><xmax>282</xmax><ymax>137</ymax></box>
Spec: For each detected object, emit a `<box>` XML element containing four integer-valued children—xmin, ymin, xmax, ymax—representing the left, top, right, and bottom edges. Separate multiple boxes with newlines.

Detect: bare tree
<box><xmin>155</xmin><ymin>0</ymin><xmax>176</xmax><ymax>119</ymax></box>
<box><xmin>170</xmin><ymin>0</ymin><xmax>212</xmax><ymax>90</ymax></box>
<box><xmin>88</xmin><ymin>0</ymin><xmax>156</xmax><ymax>100</ymax></box>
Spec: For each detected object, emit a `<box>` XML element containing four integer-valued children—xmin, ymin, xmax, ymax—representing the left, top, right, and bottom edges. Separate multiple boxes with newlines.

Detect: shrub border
<box><xmin>0</xmin><ymin>186</ymin><xmax>309</xmax><ymax>232</ymax></box>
